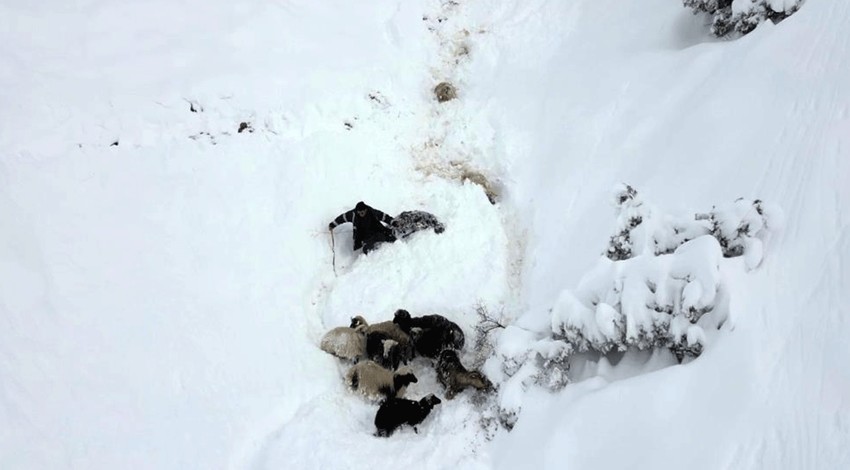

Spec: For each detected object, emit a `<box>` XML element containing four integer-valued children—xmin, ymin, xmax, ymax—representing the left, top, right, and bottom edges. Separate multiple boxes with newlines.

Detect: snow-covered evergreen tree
<box><xmin>556</xmin><ymin>234</ymin><xmax>722</xmax><ymax>362</ymax></box>
<box><xmin>606</xmin><ymin>184</ymin><xmax>645</xmax><ymax>261</ymax></box>
<box><xmin>606</xmin><ymin>183</ymin><xmax>711</xmax><ymax>260</ymax></box>
<box><xmin>684</xmin><ymin>0</ymin><xmax>805</xmax><ymax>37</ymax></box>
<box><xmin>494</xmin><ymin>186</ymin><xmax>781</xmax><ymax>421</ymax></box>
<box><xmin>608</xmin><ymin>184</ymin><xmax>779</xmax><ymax>268</ymax></box>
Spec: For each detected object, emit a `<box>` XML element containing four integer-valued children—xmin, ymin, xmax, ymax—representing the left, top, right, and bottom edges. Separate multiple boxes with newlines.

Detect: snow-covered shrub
<box><xmin>493</xmin><ymin>326</ymin><xmax>573</xmax><ymax>429</ymax></box>
<box><xmin>528</xmin><ymin>338</ymin><xmax>573</xmax><ymax>390</ymax></box>
<box><xmin>684</xmin><ymin>0</ymin><xmax>805</xmax><ymax>37</ymax></box>
<box><xmin>459</xmin><ymin>304</ymin><xmax>517</xmax><ymax>433</ymax></box>
<box><xmin>555</xmin><ymin>235</ymin><xmax>722</xmax><ymax>360</ymax></box>
<box><xmin>471</xmin><ymin>304</ymin><xmax>506</xmax><ymax>368</ymax></box>
<box><xmin>606</xmin><ymin>184</ymin><xmax>779</xmax><ymax>269</ymax></box>
<box><xmin>606</xmin><ymin>184</ymin><xmax>644</xmax><ymax>261</ymax></box>
<box><xmin>698</xmin><ymin>198</ymin><xmax>781</xmax><ymax>269</ymax></box>
<box><xmin>606</xmin><ymin>184</ymin><xmax>710</xmax><ymax>260</ymax></box>
<box><xmin>491</xmin><ymin>186</ymin><xmax>782</xmax><ymax>425</ymax></box>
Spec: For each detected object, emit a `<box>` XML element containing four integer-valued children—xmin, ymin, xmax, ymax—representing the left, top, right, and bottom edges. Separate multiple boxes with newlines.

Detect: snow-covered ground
<box><xmin>1</xmin><ymin>0</ymin><xmax>848</xmax><ymax>469</ymax></box>
<box><xmin>486</xmin><ymin>2</ymin><xmax>850</xmax><ymax>469</ymax></box>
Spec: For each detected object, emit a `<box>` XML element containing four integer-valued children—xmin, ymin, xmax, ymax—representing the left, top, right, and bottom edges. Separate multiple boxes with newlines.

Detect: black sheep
<box><xmin>409</xmin><ymin>314</ymin><xmax>465</xmax><ymax>358</ymax></box>
<box><xmin>436</xmin><ymin>349</ymin><xmax>493</xmax><ymax>399</ymax></box>
<box><xmin>374</xmin><ymin>394</ymin><xmax>442</xmax><ymax>437</ymax></box>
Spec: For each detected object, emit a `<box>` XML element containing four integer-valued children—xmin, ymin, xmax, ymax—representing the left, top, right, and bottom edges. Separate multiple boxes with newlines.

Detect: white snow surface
<box><xmin>2</xmin><ymin>0</ymin><xmax>848</xmax><ymax>469</ymax></box>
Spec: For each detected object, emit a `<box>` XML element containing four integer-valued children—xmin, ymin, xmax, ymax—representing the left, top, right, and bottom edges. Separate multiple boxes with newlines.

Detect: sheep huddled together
<box><xmin>319</xmin><ymin>309</ymin><xmax>493</xmax><ymax>437</ymax></box>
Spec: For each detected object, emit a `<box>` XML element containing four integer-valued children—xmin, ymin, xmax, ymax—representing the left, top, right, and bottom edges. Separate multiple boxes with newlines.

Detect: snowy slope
<box><xmin>0</xmin><ymin>1</ymin><xmax>435</xmax><ymax>468</ymax></box>
<box><xmin>482</xmin><ymin>0</ymin><xmax>850</xmax><ymax>468</ymax></box>
<box><xmin>2</xmin><ymin>0</ymin><xmax>849</xmax><ymax>469</ymax></box>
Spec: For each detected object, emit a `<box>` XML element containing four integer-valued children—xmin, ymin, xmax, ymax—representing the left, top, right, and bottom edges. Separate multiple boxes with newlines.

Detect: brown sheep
<box><xmin>436</xmin><ymin>349</ymin><xmax>493</xmax><ymax>399</ymax></box>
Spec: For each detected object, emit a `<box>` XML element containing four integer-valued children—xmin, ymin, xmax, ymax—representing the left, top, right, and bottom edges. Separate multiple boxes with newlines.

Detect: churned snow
<box><xmin>2</xmin><ymin>0</ymin><xmax>849</xmax><ymax>469</ymax></box>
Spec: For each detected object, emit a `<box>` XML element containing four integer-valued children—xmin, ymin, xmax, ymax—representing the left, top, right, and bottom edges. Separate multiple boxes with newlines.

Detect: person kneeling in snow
<box><xmin>328</xmin><ymin>201</ymin><xmax>396</xmax><ymax>255</ymax></box>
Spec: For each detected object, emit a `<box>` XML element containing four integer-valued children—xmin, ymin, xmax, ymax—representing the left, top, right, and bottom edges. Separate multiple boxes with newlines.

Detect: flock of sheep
<box><xmin>320</xmin><ymin>309</ymin><xmax>493</xmax><ymax>436</ymax></box>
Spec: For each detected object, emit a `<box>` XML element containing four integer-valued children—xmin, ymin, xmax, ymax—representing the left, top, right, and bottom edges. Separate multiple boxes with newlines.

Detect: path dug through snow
<box><xmin>254</xmin><ymin>2</ymin><xmax>517</xmax><ymax>469</ymax></box>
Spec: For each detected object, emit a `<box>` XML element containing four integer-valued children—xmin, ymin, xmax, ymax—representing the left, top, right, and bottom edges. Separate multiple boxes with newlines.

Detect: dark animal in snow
<box><xmin>434</xmin><ymin>82</ymin><xmax>457</xmax><ymax>102</ymax></box>
<box><xmin>409</xmin><ymin>314</ymin><xmax>465</xmax><ymax>358</ymax></box>
<box><xmin>374</xmin><ymin>394</ymin><xmax>442</xmax><ymax>437</ymax></box>
<box><xmin>390</xmin><ymin>210</ymin><xmax>445</xmax><ymax>240</ymax></box>
<box><xmin>436</xmin><ymin>349</ymin><xmax>493</xmax><ymax>399</ymax></box>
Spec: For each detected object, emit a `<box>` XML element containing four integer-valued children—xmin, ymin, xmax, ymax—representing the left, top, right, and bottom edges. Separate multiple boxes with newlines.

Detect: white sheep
<box><xmin>320</xmin><ymin>320</ymin><xmax>367</xmax><ymax>362</ymax></box>
<box><xmin>345</xmin><ymin>360</ymin><xmax>418</xmax><ymax>402</ymax></box>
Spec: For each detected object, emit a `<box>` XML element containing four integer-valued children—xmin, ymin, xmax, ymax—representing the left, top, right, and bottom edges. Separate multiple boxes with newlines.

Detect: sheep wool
<box><xmin>346</xmin><ymin>360</ymin><xmax>417</xmax><ymax>402</ymax></box>
<box><xmin>374</xmin><ymin>394</ymin><xmax>442</xmax><ymax>437</ymax></box>
<box><xmin>436</xmin><ymin>349</ymin><xmax>493</xmax><ymax>399</ymax></box>
<box><xmin>409</xmin><ymin>314</ymin><xmax>465</xmax><ymax>358</ymax></box>
<box><xmin>358</xmin><ymin>310</ymin><xmax>415</xmax><ymax>364</ymax></box>
<box><xmin>320</xmin><ymin>325</ymin><xmax>366</xmax><ymax>362</ymax></box>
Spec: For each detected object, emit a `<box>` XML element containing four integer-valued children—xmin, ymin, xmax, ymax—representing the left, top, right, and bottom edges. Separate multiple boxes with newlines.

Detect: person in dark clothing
<box><xmin>328</xmin><ymin>201</ymin><xmax>397</xmax><ymax>254</ymax></box>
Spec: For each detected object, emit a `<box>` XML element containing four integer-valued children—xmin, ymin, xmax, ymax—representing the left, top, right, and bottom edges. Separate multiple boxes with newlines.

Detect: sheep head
<box><xmin>394</xmin><ymin>372</ymin><xmax>418</xmax><ymax>390</ymax></box>
<box><xmin>421</xmin><ymin>394</ymin><xmax>442</xmax><ymax>408</ymax></box>
<box><xmin>392</xmin><ymin>309</ymin><xmax>412</xmax><ymax>331</ymax></box>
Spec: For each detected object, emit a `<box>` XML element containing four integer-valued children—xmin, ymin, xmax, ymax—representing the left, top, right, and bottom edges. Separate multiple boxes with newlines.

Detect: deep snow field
<box><xmin>1</xmin><ymin>0</ymin><xmax>848</xmax><ymax>469</ymax></box>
